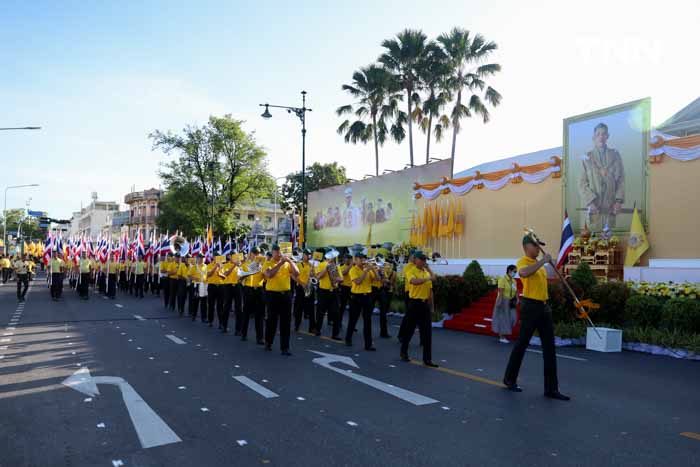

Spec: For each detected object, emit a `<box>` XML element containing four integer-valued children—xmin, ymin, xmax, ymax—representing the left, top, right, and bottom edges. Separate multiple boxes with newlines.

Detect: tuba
<box><xmin>326</xmin><ymin>262</ymin><xmax>341</xmax><ymax>289</ymax></box>
<box><xmin>170</xmin><ymin>235</ymin><xmax>187</xmax><ymax>256</ymax></box>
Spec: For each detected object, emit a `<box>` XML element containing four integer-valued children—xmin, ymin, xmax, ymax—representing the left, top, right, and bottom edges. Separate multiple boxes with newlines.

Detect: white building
<box><xmin>69</xmin><ymin>198</ymin><xmax>120</xmax><ymax>238</ymax></box>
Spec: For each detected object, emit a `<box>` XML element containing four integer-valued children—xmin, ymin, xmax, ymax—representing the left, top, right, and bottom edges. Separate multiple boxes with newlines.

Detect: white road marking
<box><xmin>310</xmin><ymin>351</ymin><xmax>438</xmax><ymax>406</ymax></box>
<box><xmin>3</xmin><ymin>333</ymin><xmax>13</xmax><ymax>336</ymax></box>
<box><xmin>441</xmin><ymin>406</ymin><xmax>451</xmax><ymax>411</ymax></box>
<box><xmin>112</xmin><ymin>460</ymin><xmax>124</xmax><ymax>467</ymax></box>
<box><xmin>296</xmin><ymin>396</ymin><xmax>306</xmax><ymax>401</ymax></box>
<box><xmin>526</xmin><ymin>349</ymin><xmax>588</xmax><ymax>361</ymax></box>
<box><xmin>165</xmin><ymin>335</ymin><xmax>186</xmax><ymax>345</ymax></box>
<box><xmin>236</xmin><ymin>440</ymin><xmax>248</xmax><ymax>446</ymax></box>
<box><xmin>6</xmin><ymin>327</ymin><xmax>15</xmax><ymax>330</ymax></box>
<box><xmin>200</xmin><ymin>407</ymin><xmax>210</xmax><ymax>412</ymax></box>
<box><xmin>234</xmin><ymin>365</ymin><xmax>240</xmax><ymax>368</ymax></box>
<box><xmin>148</xmin><ymin>357</ymin><xmax>155</xmax><ymax>360</ymax></box>
<box><xmin>178</xmin><ymin>386</ymin><xmax>186</xmax><ymax>390</ymax></box>
<box><xmin>62</xmin><ymin>367</ymin><xmax>182</xmax><ymax>449</ymax></box>
<box><xmin>0</xmin><ymin>339</ymin><xmax>11</xmax><ymax>343</ymax></box>
<box><xmin>115</xmin><ymin>304</ymin><xmax>123</xmax><ymax>308</ymax></box>
<box><xmin>97</xmin><ymin>422</ymin><xmax>106</xmax><ymax>428</ymax></box>
<box><xmin>121</xmin><ymin>332</ymin><xmax>126</xmax><ymax>336</ymax></box>
<box><xmin>136</xmin><ymin>347</ymin><xmax>143</xmax><ymax>350</ymax></box>
<box><xmin>212</xmin><ymin>353</ymin><xmax>219</xmax><ymax>356</ymax></box>
<box><xmin>134</xmin><ymin>315</ymin><xmax>145</xmax><ymax>321</ymax></box>
<box><xmin>163</xmin><ymin>371</ymin><xmax>169</xmax><ymax>374</ymax></box>
<box><xmin>346</xmin><ymin>421</ymin><xmax>358</xmax><ymax>427</ymax></box>
<box><xmin>84</xmin><ymin>398</ymin><xmax>92</xmax><ymax>402</ymax></box>
<box><xmin>233</xmin><ymin>376</ymin><xmax>279</xmax><ymax>399</ymax></box>
<box><xmin>0</xmin><ymin>346</ymin><xmax>7</xmax><ymax>350</ymax></box>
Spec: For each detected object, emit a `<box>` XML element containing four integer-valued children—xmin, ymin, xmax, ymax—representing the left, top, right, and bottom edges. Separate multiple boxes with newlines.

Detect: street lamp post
<box><xmin>259</xmin><ymin>90</ymin><xmax>311</xmax><ymax>247</ymax></box>
<box><xmin>3</xmin><ymin>184</ymin><xmax>39</xmax><ymax>255</ymax></box>
<box><xmin>271</xmin><ymin>175</ymin><xmax>287</xmax><ymax>244</ymax></box>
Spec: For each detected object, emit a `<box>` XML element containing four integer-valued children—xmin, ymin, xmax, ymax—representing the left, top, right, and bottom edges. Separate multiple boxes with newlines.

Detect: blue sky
<box><xmin>2</xmin><ymin>0</ymin><xmax>698</xmax><ymax>218</ymax></box>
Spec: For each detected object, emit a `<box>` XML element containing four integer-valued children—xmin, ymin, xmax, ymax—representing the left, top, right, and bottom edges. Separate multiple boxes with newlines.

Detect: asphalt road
<box><xmin>1</xmin><ymin>273</ymin><xmax>699</xmax><ymax>467</ymax></box>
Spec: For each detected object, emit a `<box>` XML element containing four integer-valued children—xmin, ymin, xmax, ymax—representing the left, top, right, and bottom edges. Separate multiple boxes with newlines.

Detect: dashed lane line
<box><xmin>165</xmin><ymin>334</ymin><xmax>186</xmax><ymax>345</ymax></box>
<box><xmin>232</xmin><ymin>376</ymin><xmax>279</xmax><ymax>399</ymax></box>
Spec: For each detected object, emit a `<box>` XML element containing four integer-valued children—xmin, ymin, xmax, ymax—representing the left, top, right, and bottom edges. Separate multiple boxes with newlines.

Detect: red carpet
<box><xmin>443</xmin><ymin>287</ymin><xmax>521</xmax><ymax>339</ymax></box>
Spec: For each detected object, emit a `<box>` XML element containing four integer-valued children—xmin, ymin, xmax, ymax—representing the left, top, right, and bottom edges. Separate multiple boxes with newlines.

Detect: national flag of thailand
<box><xmin>556</xmin><ymin>210</ymin><xmax>575</xmax><ymax>269</ymax></box>
<box><xmin>214</xmin><ymin>237</ymin><xmax>222</xmax><ymax>256</ymax></box>
<box><xmin>241</xmin><ymin>237</ymin><xmax>249</xmax><ymax>254</ymax></box>
<box><xmin>222</xmin><ymin>237</ymin><xmax>232</xmax><ymax>256</ymax></box>
<box><xmin>42</xmin><ymin>233</ymin><xmax>53</xmax><ymax>265</ymax></box>
<box><xmin>137</xmin><ymin>230</ymin><xmax>146</xmax><ymax>259</ymax></box>
<box><xmin>191</xmin><ymin>237</ymin><xmax>202</xmax><ymax>257</ymax></box>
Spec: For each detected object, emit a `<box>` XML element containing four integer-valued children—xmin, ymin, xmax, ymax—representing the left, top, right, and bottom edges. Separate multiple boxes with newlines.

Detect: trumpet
<box><xmin>284</xmin><ymin>253</ymin><xmax>303</xmax><ymax>262</ymax></box>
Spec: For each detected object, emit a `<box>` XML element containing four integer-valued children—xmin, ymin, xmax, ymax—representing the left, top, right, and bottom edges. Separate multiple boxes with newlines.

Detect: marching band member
<box><xmin>397</xmin><ymin>250</ymin><xmax>416</xmax><ymax>344</ymax></box>
<box><xmin>379</xmin><ymin>258</ymin><xmax>396</xmax><ymax>338</ymax></box>
<box><xmin>49</xmin><ymin>251</ymin><xmax>64</xmax><ymax>301</ymax></box>
<box><xmin>206</xmin><ymin>257</ymin><xmax>224</xmax><ymax>328</ymax></box>
<box><xmin>337</xmin><ymin>254</ymin><xmax>353</xmax><ymax>333</ymax></box>
<box><xmin>151</xmin><ymin>257</ymin><xmax>161</xmax><ymax>296</ymax></box>
<box><xmin>174</xmin><ymin>256</ymin><xmax>188</xmax><ymax>316</ymax></box>
<box><xmin>241</xmin><ymin>247</ymin><xmax>265</xmax><ymax>343</ymax></box>
<box><xmin>188</xmin><ymin>255</ymin><xmax>208</xmax><ymax>322</ymax></box>
<box><xmin>119</xmin><ymin>258</ymin><xmax>128</xmax><ymax>293</ymax></box>
<box><xmin>263</xmin><ymin>244</ymin><xmax>299</xmax><ymax>356</ymax></box>
<box><xmin>168</xmin><ymin>255</ymin><xmax>180</xmax><ymax>311</ymax></box>
<box><xmin>221</xmin><ymin>254</ymin><xmax>241</xmax><ymax>334</ymax></box>
<box><xmin>78</xmin><ymin>252</ymin><xmax>92</xmax><ymax>300</ymax></box>
<box><xmin>107</xmin><ymin>256</ymin><xmax>119</xmax><ymax>299</ymax></box>
<box><xmin>345</xmin><ymin>251</ymin><xmax>376</xmax><ymax>351</ymax></box>
<box><xmin>293</xmin><ymin>249</ymin><xmax>315</xmax><ymax>333</ymax></box>
<box><xmin>315</xmin><ymin>249</ymin><xmax>344</xmax><ymax>339</ymax></box>
<box><xmin>134</xmin><ymin>254</ymin><xmax>146</xmax><ymax>298</ymax></box>
<box><xmin>400</xmin><ymin>251</ymin><xmax>438</xmax><ymax>367</ymax></box>
<box><xmin>161</xmin><ymin>255</ymin><xmax>172</xmax><ymax>306</ymax></box>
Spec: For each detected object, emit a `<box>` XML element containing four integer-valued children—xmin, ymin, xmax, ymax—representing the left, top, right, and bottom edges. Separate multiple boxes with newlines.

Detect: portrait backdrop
<box><xmin>563</xmin><ymin>98</ymin><xmax>650</xmax><ymax>233</ymax></box>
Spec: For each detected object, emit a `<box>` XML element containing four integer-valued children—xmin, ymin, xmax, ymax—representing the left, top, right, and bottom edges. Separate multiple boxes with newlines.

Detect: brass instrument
<box><xmin>304</xmin><ymin>262</ymin><xmax>317</xmax><ymax>297</ymax></box>
<box><xmin>170</xmin><ymin>235</ymin><xmax>187</xmax><ymax>256</ymax></box>
<box><xmin>238</xmin><ymin>260</ymin><xmax>261</xmax><ymax>279</ymax></box>
<box><xmin>326</xmin><ymin>261</ymin><xmax>341</xmax><ymax>289</ymax></box>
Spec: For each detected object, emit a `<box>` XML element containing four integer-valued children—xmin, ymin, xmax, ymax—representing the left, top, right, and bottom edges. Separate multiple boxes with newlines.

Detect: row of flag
<box><xmin>409</xmin><ymin>199</ymin><xmax>464</xmax><ymax>247</ymax></box>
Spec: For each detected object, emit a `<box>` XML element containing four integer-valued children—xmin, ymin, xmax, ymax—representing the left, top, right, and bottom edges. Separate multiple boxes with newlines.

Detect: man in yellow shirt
<box><xmin>220</xmin><ymin>255</ymin><xmax>241</xmax><ymax>334</ymax></box>
<box><xmin>78</xmin><ymin>252</ymin><xmax>92</xmax><ymax>300</ymax></box>
<box><xmin>49</xmin><ymin>251</ymin><xmax>64</xmax><ymax>301</ymax></box>
<box><xmin>174</xmin><ymin>256</ymin><xmax>189</xmax><ymax>316</ymax></box>
<box><xmin>206</xmin><ymin>257</ymin><xmax>224</xmax><ymax>328</ymax></box>
<box><xmin>188</xmin><ymin>255</ymin><xmax>208</xmax><ymax>322</ymax></box>
<box><xmin>160</xmin><ymin>255</ymin><xmax>171</xmax><ymax>306</ymax></box>
<box><xmin>338</xmin><ymin>254</ymin><xmax>353</xmax><ymax>332</ymax></box>
<box><xmin>293</xmin><ymin>249</ymin><xmax>315</xmax><ymax>333</ymax></box>
<box><xmin>503</xmin><ymin>235</ymin><xmax>569</xmax><ymax>401</ymax></box>
<box><xmin>241</xmin><ymin>247</ymin><xmax>265</xmax><ymax>344</ymax></box>
<box><xmin>315</xmin><ymin>249</ymin><xmax>344</xmax><ymax>339</ymax></box>
<box><xmin>119</xmin><ymin>259</ymin><xmax>128</xmax><ymax>292</ymax></box>
<box><xmin>345</xmin><ymin>252</ymin><xmax>377</xmax><ymax>351</ymax></box>
<box><xmin>400</xmin><ymin>251</ymin><xmax>438</xmax><ymax>367</ymax></box>
<box><xmin>13</xmin><ymin>254</ymin><xmax>30</xmax><ymax>302</ymax></box>
<box><xmin>134</xmin><ymin>254</ymin><xmax>146</xmax><ymax>299</ymax></box>
<box><xmin>1</xmin><ymin>254</ymin><xmax>12</xmax><ymax>284</ymax></box>
<box><xmin>398</xmin><ymin>250</ymin><xmax>419</xmax><ymax>345</ymax></box>
<box><xmin>107</xmin><ymin>258</ymin><xmax>120</xmax><ymax>299</ymax></box>
<box><xmin>263</xmin><ymin>244</ymin><xmax>299</xmax><ymax>355</ymax></box>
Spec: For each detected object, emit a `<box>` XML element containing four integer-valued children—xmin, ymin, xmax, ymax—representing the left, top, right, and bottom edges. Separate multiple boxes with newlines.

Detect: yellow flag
<box><xmin>432</xmin><ymin>203</ymin><xmax>439</xmax><ymax>238</ymax></box>
<box><xmin>447</xmin><ymin>199</ymin><xmax>455</xmax><ymax>236</ymax></box>
<box><xmin>206</xmin><ymin>224</ymin><xmax>213</xmax><ymax>246</ymax></box>
<box><xmin>424</xmin><ymin>203</ymin><xmax>432</xmax><ymax>241</ymax></box>
<box><xmin>409</xmin><ymin>211</ymin><xmax>416</xmax><ymax>245</ymax></box>
<box><xmin>624</xmin><ymin>207</ymin><xmax>649</xmax><ymax>266</ymax></box>
<box><xmin>455</xmin><ymin>200</ymin><xmax>464</xmax><ymax>235</ymax></box>
<box><xmin>298</xmin><ymin>209</ymin><xmax>305</xmax><ymax>246</ymax></box>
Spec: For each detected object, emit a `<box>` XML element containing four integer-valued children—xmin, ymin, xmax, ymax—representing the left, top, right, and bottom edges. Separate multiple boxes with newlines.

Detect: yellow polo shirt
<box><xmin>264</xmin><ymin>259</ymin><xmax>291</xmax><ymax>292</ymax></box>
<box><xmin>222</xmin><ymin>263</ymin><xmax>239</xmax><ymax>285</ymax></box>
<box><xmin>79</xmin><ymin>258</ymin><xmax>92</xmax><ymax>273</ymax></box>
<box><xmin>135</xmin><ymin>261</ymin><xmax>146</xmax><ymax>275</ymax></box>
<box><xmin>296</xmin><ymin>261</ymin><xmax>311</xmax><ymax>284</ymax></box>
<box><xmin>406</xmin><ymin>267</ymin><xmax>432</xmax><ymax>300</ymax></box>
<box><xmin>189</xmin><ymin>263</ymin><xmax>207</xmax><ymax>283</ymax></box>
<box><xmin>109</xmin><ymin>262</ymin><xmax>120</xmax><ymax>274</ymax></box>
<box><xmin>517</xmin><ymin>256</ymin><xmax>548</xmax><ymax>302</ymax></box>
<box><xmin>50</xmin><ymin>258</ymin><xmax>63</xmax><ymax>272</ymax></box>
<box><xmin>207</xmin><ymin>262</ymin><xmax>223</xmax><ymax>285</ymax></box>
<box><xmin>340</xmin><ymin>264</ymin><xmax>352</xmax><ymax>287</ymax></box>
<box><xmin>175</xmin><ymin>262</ymin><xmax>188</xmax><ymax>280</ymax></box>
<box><xmin>349</xmin><ymin>265</ymin><xmax>373</xmax><ymax>295</ymax></box>
<box><xmin>317</xmin><ymin>261</ymin><xmax>342</xmax><ymax>290</ymax></box>
<box><xmin>498</xmin><ymin>275</ymin><xmax>517</xmax><ymax>300</ymax></box>
<box><xmin>403</xmin><ymin>262</ymin><xmax>416</xmax><ymax>291</ymax></box>
<box><xmin>242</xmin><ymin>259</ymin><xmax>264</xmax><ymax>288</ymax></box>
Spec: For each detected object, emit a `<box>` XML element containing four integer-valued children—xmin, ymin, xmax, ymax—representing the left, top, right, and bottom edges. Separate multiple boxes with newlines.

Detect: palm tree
<box><xmin>414</xmin><ymin>42</ymin><xmax>452</xmax><ymax>164</ymax></box>
<box><xmin>379</xmin><ymin>29</ymin><xmax>428</xmax><ymax>168</ymax></box>
<box><xmin>438</xmin><ymin>28</ymin><xmax>502</xmax><ymax>176</ymax></box>
<box><xmin>336</xmin><ymin>65</ymin><xmax>406</xmax><ymax>176</ymax></box>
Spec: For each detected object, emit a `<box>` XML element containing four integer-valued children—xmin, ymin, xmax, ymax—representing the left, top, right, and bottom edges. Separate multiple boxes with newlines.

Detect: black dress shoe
<box><xmin>503</xmin><ymin>379</ymin><xmax>523</xmax><ymax>392</ymax></box>
<box><xmin>544</xmin><ymin>391</ymin><xmax>571</xmax><ymax>401</ymax></box>
<box><xmin>281</xmin><ymin>350</ymin><xmax>292</xmax><ymax>356</ymax></box>
<box><xmin>424</xmin><ymin>361</ymin><xmax>439</xmax><ymax>368</ymax></box>
<box><xmin>331</xmin><ymin>336</ymin><xmax>343</xmax><ymax>341</ymax></box>
<box><xmin>379</xmin><ymin>334</ymin><xmax>391</xmax><ymax>338</ymax></box>
<box><xmin>365</xmin><ymin>347</ymin><xmax>377</xmax><ymax>352</ymax></box>
<box><xmin>400</xmin><ymin>353</ymin><xmax>410</xmax><ymax>362</ymax></box>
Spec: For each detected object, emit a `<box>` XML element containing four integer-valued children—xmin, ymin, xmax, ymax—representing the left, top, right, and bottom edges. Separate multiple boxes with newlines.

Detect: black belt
<box><xmin>521</xmin><ymin>297</ymin><xmax>545</xmax><ymax>304</ymax></box>
<box><xmin>267</xmin><ymin>290</ymin><xmax>290</xmax><ymax>295</ymax></box>
<box><xmin>408</xmin><ymin>298</ymin><xmax>429</xmax><ymax>303</ymax></box>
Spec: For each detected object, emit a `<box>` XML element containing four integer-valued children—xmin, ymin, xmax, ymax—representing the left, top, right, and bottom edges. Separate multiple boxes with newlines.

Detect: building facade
<box><xmin>232</xmin><ymin>200</ymin><xmax>291</xmax><ymax>244</ymax></box>
<box><xmin>124</xmin><ymin>188</ymin><xmax>162</xmax><ymax>240</ymax></box>
<box><xmin>70</xmin><ymin>200</ymin><xmax>120</xmax><ymax>238</ymax></box>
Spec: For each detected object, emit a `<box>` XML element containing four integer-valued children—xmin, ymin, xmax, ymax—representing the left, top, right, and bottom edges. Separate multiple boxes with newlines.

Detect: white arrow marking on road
<box><xmin>62</xmin><ymin>367</ymin><xmax>181</xmax><ymax>449</ymax></box>
<box><xmin>0</xmin><ymin>339</ymin><xmax>11</xmax><ymax>343</ymax></box>
<box><xmin>165</xmin><ymin>335</ymin><xmax>186</xmax><ymax>345</ymax></box>
<box><xmin>115</xmin><ymin>304</ymin><xmax>123</xmax><ymax>308</ymax></box>
<box><xmin>309</xmin><ymin>351</ymin><xmax>438</xmax><ymax>406</ymax></box>
<box><xmin>233</xmin><ymin>376</ymin><xmax>279</xmax><ymax>399</ymax></box>
<box><xmin>134</xmin><ymin>315</ymin><xmax>146</xmax><ymax>321</ymax></box>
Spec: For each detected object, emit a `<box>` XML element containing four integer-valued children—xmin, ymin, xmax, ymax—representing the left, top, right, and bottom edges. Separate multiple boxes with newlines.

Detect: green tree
<box><xmin>279</xmin><ymin>162</ymin><xmax>348</xmax><ymax>213</ymax></box>
<box><xmin>336</xmin><ymin>64</ymin><xmax>406</xmax><ymax>176</ymax></box>
<box><xmin>414</xmin><ymin>42</ymin><xmax>452</xmax><ymax>164</ymax></box>
<box><xmin>151</xmin><ymin>115</ymin><xmax>274</xmax><ymax>237</ymax></box>
<box><xmin>438</xmin><ymin>28</ymin><xmax>502</xmax><ymax>175</ymax></box>
<box><xmin>1</xmin><ymin>209</ymin><xmax>44</xmax><ymax>247</ymax></box>
<box><xmin>379</xmin><ymin>29</ymin><xmax>429</xmax><ymax>168</ymax></box>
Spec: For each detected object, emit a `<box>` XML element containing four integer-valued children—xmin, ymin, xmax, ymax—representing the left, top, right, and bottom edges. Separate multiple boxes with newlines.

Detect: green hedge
<box><xmin>661</xmin><ymin>297</ymin><xmax>700</xmax><ymax>333</ymax></box>
<box><xmin>624</xmin><ymin>294</ymin><xmax>663</xmax><ymax>328</ymax></box>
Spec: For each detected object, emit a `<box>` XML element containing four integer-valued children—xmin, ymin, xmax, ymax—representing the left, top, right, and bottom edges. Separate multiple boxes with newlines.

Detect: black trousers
<box><xmin>2</xmin><ymin>267</ymin><xmax>11</xmax><ymax>283</ymax></box>
<box><xmin>504</xmin><ymin>298</ymin><xmax>559</xmax><ymax>394</ymax></box>
<box><xmin>338</xmin><ymin>285</ymin><xmax>351</xmax><ymax>329</ymax></box>
<box><xmin>79</xmin><ymin>273</ymin><xmax>90</xmax><ymax>298</ymax></box>
<box><xmin>119</xmin><ymin>271</ymin><xmax>127</xmax><ymax>291</ymax></box>
<box><xmin>316</xmin><ymin>288</ymin><xmax>338</xmax><ymax>336</ymax></box>
<box><xmin>265</xmin><ymin>291</ymin><xmax>291</xmax><ymax>351</ymax></box>
<box><xmin>16</xmin><ymin>273</ymin><xmax>28</xmax><ymax>299</ymax></box>
<box><xmin>400</xmin><ymin>299</ymin><xmax>432</xmax><ymax>362</ymax></box>
<box><xmin>97</xmin><ymin>272</ymin><xmax>106</xmax><ymax>294</ymax></box>
<box><xmin>293</xmin><ymin>285</ymin><xmax>315</xmax><ymax>332</ymax></box>
<box><xmin>107</xmin><ymin>273</ymin><xmax>117</xmax><ymax>298</ymax></box>
<box><xmin>51</xmin><ymin>273</ymin><xmax>62</xmax><ymax>298</ymax></box>
<box><xmin>135</xmin><ymin>274</ymin><xmax>145</xmax><ymax>298</ymax></box>
<box><xmin>346</xmin><ymin>293</ymin><xmax>373</xmax><ymax>349</ymax></box>
<box><xmin>220</xmin><ymin>284</ymin><xmax>233</xmax><ymax>331</ymax></box>
<box><xmin>242</xmin><ymin>286</ymin><xmax>265</xmax><ymax>341</ymax></box>
<box><xmin>151</xmin><ymin>274</ymin><xmax>160</xmax><ymax>295</ymax></box>
<box><xmin>169</xmin><ymin>278</ymin><xmax>178</xmax><ymax>310</ymax></box>
<box><xmin>378</xmin><ymin>287</ymin><xmax>391</xmax><ymax>336</ymax></box>
<box><xmin>176</xmin><ymin>279</ymin><xmax>187</xmax><ymax>314</ymax></box>
<box><xmin>189</xmin><ymin>285</ymin><xmax>208</xmax><ymax>322</ymax></box>
<box><xmin>223</xmin><ymin>284</ymin><xmax>242</xmax><ymax>333</ymax></box>
<box><xmin>207</xmin><ymin>284</ymin><xmax>221</xmax><ymax>325</ymax></box>
<box><xmin>162</xmin><ymin>277</ymin><xmax>170</xmax><ymax>307</ymax></box>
